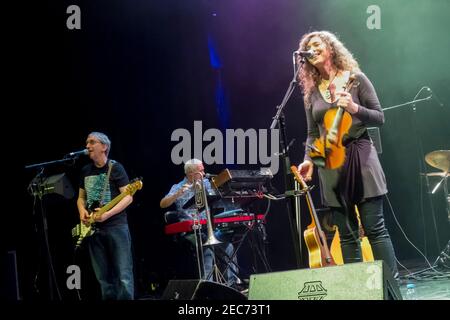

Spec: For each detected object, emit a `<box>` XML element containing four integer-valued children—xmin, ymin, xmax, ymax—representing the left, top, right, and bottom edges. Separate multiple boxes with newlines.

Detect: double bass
<box><xmin>308</xmin><ymin>73</ymin><xmax>358</xmax><ymax>169</ymax></box>
<box><xmin>291</xmin><ymin>166</ymin><xmax>335</xmax><ymax>268</ymax></box>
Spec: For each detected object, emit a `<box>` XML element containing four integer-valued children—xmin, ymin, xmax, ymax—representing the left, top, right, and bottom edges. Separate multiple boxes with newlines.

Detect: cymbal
<box><xmin>421</xmin><ymin>172</ymin><xmax>449</xmax><ymax>177</ymax></box>
<box><xmin>425</xmin><ymin>150</ymin><xmax>450</xmax><ymax>172</ymax></box>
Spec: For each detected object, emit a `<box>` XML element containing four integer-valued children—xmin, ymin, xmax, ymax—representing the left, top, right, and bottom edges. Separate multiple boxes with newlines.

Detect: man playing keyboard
<box><xmin>160</xmin><ymin>159</ymin><xmax>241</xmax><ymax>290</ymax></box>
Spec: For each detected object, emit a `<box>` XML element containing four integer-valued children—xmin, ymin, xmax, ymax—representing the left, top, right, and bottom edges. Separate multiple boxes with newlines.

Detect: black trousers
<box><xmin>330</xmin><ymin>195</ymin><xmax>399</xmax><ymax>278</ymax></box>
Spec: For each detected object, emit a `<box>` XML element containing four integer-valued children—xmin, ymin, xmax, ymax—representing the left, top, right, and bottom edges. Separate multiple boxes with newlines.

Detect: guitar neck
<box><xmin>291</xmin><ymin>166</ymin><xmax>326</xmax><ymax>236</ymax></box>
<box><xmin>95</xmin><ymin>191</ymin><xmax>129</xmax><ymax>216</ymax></box>
<box><xmin>303</xmin><ymin>187</ymin><xmax>325</xmax><ymax>235</ymax></box>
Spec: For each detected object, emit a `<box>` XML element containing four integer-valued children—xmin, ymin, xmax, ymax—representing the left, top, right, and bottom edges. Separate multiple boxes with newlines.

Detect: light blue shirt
<box><xmin>166</xmin><ymin>177</ymin><xmax>215</xmax><ymax>220</ymax></box>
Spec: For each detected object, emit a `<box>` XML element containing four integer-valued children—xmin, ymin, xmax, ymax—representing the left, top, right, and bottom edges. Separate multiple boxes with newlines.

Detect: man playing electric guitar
<box><xmin>77</xmin><ymin>132</ymin><xmax>135</xmax><ymax>300</ymax></box>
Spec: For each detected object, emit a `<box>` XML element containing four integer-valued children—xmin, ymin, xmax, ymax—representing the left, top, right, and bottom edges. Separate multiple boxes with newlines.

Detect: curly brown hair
<box><xmin>297</xmin><ymin>31</ymin><xmax>360</xmax><ymax>108</ymax></box>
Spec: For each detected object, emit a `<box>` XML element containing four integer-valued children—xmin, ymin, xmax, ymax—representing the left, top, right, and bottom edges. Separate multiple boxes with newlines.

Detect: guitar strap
<box><xmin>99</xmin><ymin>159</ymin><xmax>115</xmax><ymax>206</ymax></box>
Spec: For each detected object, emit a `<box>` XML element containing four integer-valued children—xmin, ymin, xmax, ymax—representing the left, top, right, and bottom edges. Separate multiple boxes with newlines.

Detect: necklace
<box><xmin>324</xmin><ymin>86</ymin><xmax>332</xmax><ymax>100</ymax></box>
<box><xmin>320</xmin><ymin>71</ymin><xmax>338</xmax><ymax>101</ymax></box>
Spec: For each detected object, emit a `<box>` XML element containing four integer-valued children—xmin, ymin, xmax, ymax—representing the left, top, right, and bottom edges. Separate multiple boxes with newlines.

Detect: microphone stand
<box><xmin>381</xmin><ymin>96</ymin><xmax>432</xmax><ymax>111</ymax></box>
<box><xmin>25</xmin><ymin>154</ymin><xmax>83</xmax><ymax>300</ymax></box>
<box><xmin>383</xmin><ymin>87</ymin><xmax>441</xmax><ymax>257</ymax></box>
<box><xmin>269</xmin><ymin>54</ymin><xmax>305</xmax><ymax>268</ymax></box>
<box><xmin>25</xmin><ymin>154</ymin><xmax>82</xmax><ymax>170</ymax></box>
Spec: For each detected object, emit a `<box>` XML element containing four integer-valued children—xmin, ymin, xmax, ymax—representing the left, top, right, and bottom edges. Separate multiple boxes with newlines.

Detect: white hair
<box><xmin>88</xmin><ymin>131</ymin><xmax>111</xmax><ymax>156</ymax></box>
<box><xmin>184</xmin><ymin>158</ymin><xmax>203</xmax><ymax>174</ymax></box>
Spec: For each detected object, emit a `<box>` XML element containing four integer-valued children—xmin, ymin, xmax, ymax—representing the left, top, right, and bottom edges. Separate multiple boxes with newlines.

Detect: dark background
<box><xmin>4</xmin><ymin>0</ymin><xmax>449</xmax><ymax>300</ymax></box>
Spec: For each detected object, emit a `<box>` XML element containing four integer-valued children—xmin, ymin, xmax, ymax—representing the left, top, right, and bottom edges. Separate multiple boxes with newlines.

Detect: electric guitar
<box><xmin>72</xmin><ymin>178</ymin><xmax>143</xmax><ymax>247</ymax></box>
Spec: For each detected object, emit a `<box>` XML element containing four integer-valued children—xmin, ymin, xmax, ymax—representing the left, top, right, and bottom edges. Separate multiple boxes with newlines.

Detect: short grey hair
<box><xmin>184</xmin><ymin>158</ymin><xmax>202</xmax><ymax>174</ymax></box>
<box><xmin>88</xmin><ymin>132</ymin><xmax>111</xmax><ymax>156</ymax></box>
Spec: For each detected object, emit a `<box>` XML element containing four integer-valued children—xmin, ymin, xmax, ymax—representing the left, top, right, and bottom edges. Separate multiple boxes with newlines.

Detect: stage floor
<box><xmin>398</xmin><ymin>259</ymin><xmax>450</xmax><ymax>300</ymax></box>
<box><xmin>399</xmin><ymin>278</ymin><xmax>450</xmax><ymax>300</ymax></box>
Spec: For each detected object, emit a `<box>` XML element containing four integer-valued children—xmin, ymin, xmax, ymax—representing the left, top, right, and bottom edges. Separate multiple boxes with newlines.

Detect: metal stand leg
<box><xmin>205</xmin><ymin>245</ymin><xmax>227</xmax><ymax>284</ymax></box>
<box><xmin>192</xmin><ymin>218</ymin><xmax>205</xmax><ymax>280</ymax></box>
<box><xmin>433</xmin><ymin>240</ymin><xmax>450</xmax><ymax>268</ymax></box>
<box><xmin>432</xmin><ymin>176</ymin><xmax>450</xmax><ymax>268</ymax></box>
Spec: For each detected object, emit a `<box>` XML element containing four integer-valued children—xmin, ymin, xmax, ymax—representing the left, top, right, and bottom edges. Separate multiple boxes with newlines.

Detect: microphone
<box><xmin>294</xmin><ymin>50</ymin><xmax>315</xmax><ymax>58</ymax></box>
<box><xmin>425</xmin><ymin>87</ymin><xmax>444</xmax><ymax>107</ymax></box>
<box><xmin>66</xmin><ymin>149</ymin><xmax>89</xmax><ymax>157</ymax></box>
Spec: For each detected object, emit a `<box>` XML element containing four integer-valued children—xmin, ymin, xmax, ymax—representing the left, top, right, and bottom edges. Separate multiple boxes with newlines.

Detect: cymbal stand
<box><xmin>432</xmin><ymin>174</ymin><xmax>450</xmax><ymax>268</ymax></box>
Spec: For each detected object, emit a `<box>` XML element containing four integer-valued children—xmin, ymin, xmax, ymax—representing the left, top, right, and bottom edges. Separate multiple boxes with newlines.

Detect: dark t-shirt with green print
<box><xmin>79</xmin><ymin>159</ymin><xmax>129</xmax><ymax>227</ymax></box>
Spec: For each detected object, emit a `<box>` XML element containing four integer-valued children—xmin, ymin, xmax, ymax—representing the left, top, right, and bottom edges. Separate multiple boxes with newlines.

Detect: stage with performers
<box><xmin>7</xmin><ymin>0</ymin><xmax>450</xmax><ymax>304</ymax></box>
